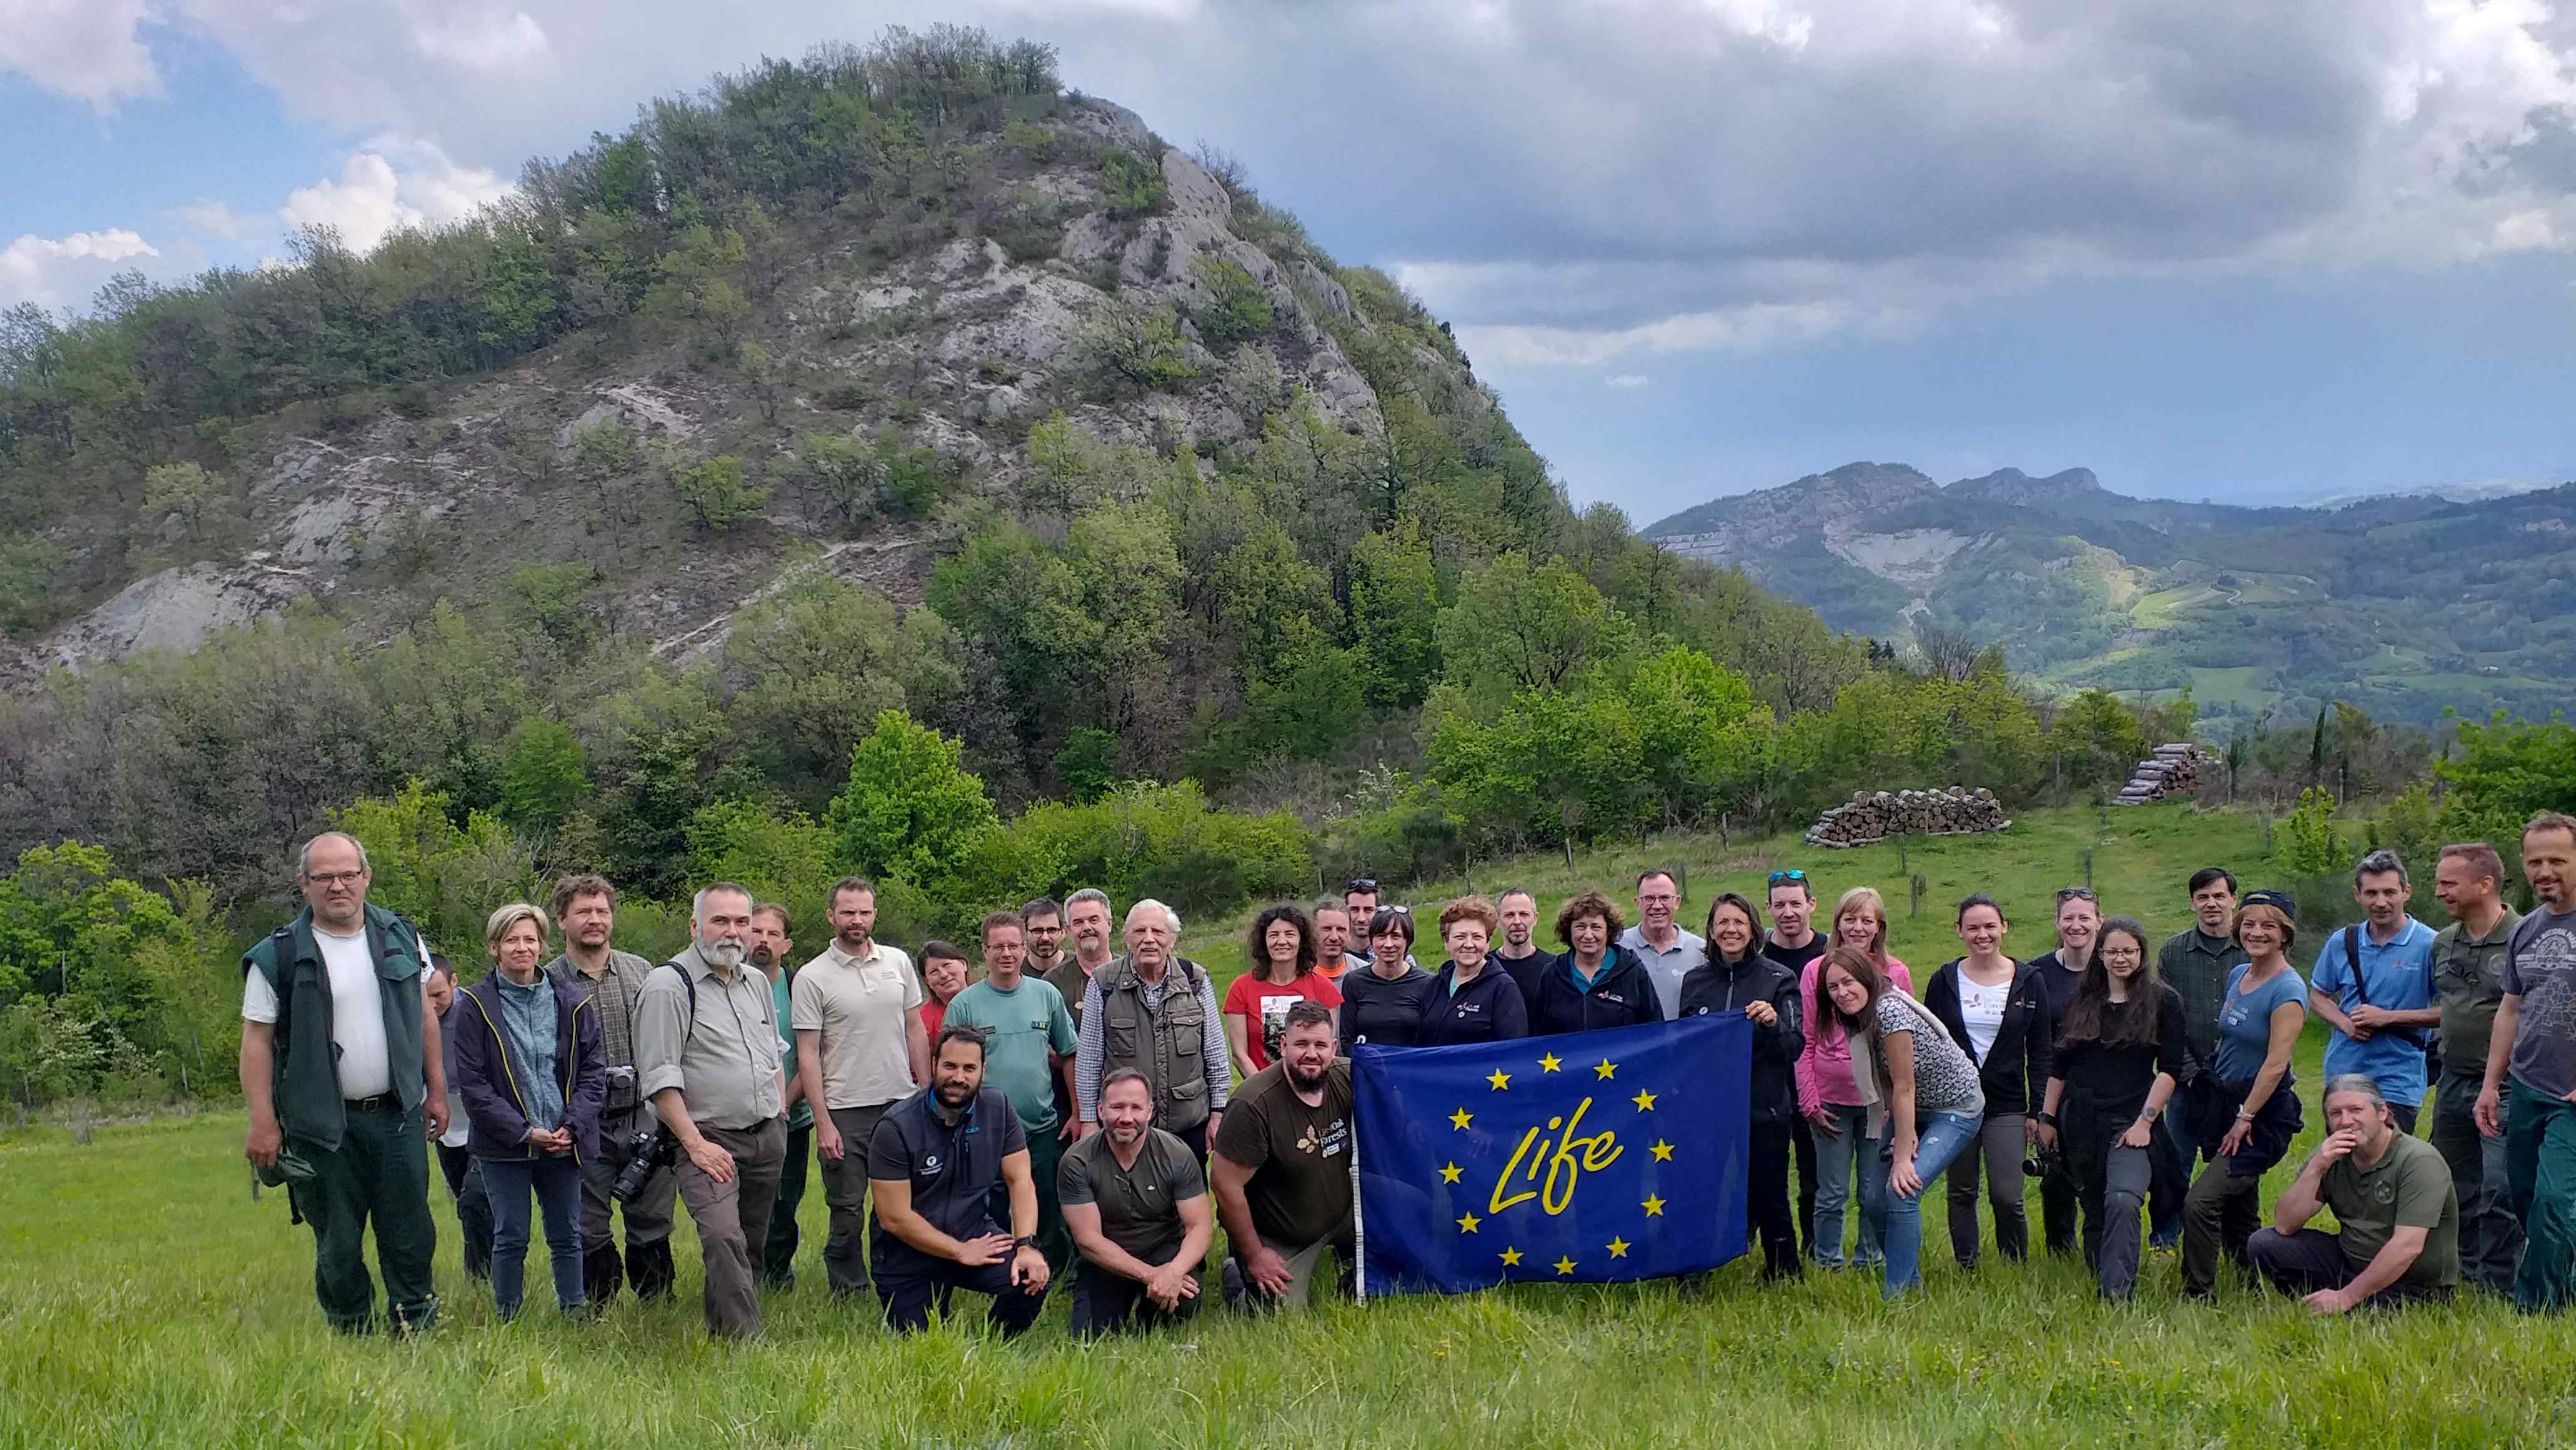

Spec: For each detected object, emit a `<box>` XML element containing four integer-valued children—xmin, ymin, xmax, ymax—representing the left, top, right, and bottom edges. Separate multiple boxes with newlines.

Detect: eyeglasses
<box><xmin>1767</xmin><ymin>869</ymin><xmax>1807</xmax><ymax>886</ymax></box>
<box><xmin>304</xmin><ymin>870</ymin><xmax>366</xmax><ymax>887</ymax></box>
<box><xmin>1345</xmin><ymin>878</ymin><xmax>1378</xmax><ymax>893</ymax></box>
<box><xmin>2056</xmin><ymin>887</ymin><xmax>2098</xmax><ymax>903</ymax></box>
<box><xmin>1382</xmin><ymin>905</ymin><xmax>1411</xmax><ymax>915</ymax></box>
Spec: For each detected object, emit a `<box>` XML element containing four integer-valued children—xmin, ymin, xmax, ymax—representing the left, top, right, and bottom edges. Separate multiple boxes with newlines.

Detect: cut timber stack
<box><xmin>1804</xmin><ymin>786</ymin><xmax>2009</xmax><ymax>849</ymax></box>
<box><xmin>2114</xmin><ymin>744</ymin><xmax>2206</xmax><ymax>805</ymax></box>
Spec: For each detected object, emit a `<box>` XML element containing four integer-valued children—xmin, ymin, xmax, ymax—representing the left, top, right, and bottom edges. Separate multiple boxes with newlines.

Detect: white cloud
<box><xmin>0</xmin><ymin>229</ymin><xmax>159</xmax><ymax>308</ymax></box>
<box><xmin>277</xmin><ymin>137</ymin><xmax>513</xmax><ymax>254</ymax></box>
<box><xmin>1605</xmin><ymin>374</ymin><xmax>1650</xmax><ymax>388</ymax></box>
<box><xmin>0</xmin><ymin>0</ymin><xmax>159</xmax><ymax>109</ymax></box>
<box><xmin>409</xmin><ymin>10</ymin><xmax>552</xmax><ymax>72</ymax></box>
<box><xmin>176</xmin><ymin>201</ymin><xmax>262</xmax><ymax>240</ymax></box>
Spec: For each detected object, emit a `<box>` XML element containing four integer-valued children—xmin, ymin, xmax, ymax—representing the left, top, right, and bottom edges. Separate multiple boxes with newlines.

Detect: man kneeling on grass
<box><xmin>1214</xmin><ymin>1000</ymin><xmax>1354</xmax><ymax>1308</ymax></box>
<box><xmin>867</xmin><ymin>1025</ymin><xmax>1051</xmax><ymax>1336</ymax></box>
<box><xmin>2249</xmin><ymin>1074</ymin><xmax>2459</xmax><ymax>1313</ymax></box>
<box><xmin>1059</xmin><ymin>1070</ymin><xmax>1214</xmax><ymax>1336</ymax></box>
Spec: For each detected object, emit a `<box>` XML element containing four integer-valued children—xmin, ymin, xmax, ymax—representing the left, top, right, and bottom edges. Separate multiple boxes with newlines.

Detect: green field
<box><xmin>6</xmin><ymin>804</ymin><xmax>2568</xmax><ymax>1448</ymax></box>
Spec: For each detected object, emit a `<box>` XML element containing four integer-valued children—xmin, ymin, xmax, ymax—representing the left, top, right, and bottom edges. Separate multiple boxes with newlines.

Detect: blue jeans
<box><xmin>482</xmin><ymin>1153</ymin><xmax>586</xmax><ymax>1319</ymax></box>
<box><xmin>1860</xmin><ymin>1110</ymin><xmax>1983</xmax><ymax>1295</ymax></box>
<box><xmin>1809</xmin><ymin>1105</ymin><xmax>1876</xmax><ymax>1268</ymax></box>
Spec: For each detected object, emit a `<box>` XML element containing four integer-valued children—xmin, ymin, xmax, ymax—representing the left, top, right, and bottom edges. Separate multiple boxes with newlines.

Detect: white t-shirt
<box><xmin>1958</xmin><ymin>976</ymin><xmax>2009</xmax><ymax>1065</ymax></box>
<box><xmin>242</xmin><ymin>922</ymin><xmax>424</xmax><ymax>1101</ymax></box>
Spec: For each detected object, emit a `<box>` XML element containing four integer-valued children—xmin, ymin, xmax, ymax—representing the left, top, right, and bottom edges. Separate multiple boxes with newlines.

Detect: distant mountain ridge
<box><xmin>1644</xmin><ymin>462</ymin><xmax>2576</xmax><ymax>728</ymax></box>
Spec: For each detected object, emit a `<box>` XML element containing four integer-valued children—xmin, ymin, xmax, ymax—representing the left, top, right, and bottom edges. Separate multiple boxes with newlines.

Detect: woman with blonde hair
<box><xmin>1795</xmin><ymin>886</ymin><xmax>1913</xmax><ymax>1268</ymax></box>
<box><xmin>454</xmin><ymin>902</ymin><xmax>607</xmax><ymax>1321</ymax></box>
<box><xmin>1417</xmin><ymin>895</ymin><xmax>1528</xmax><ymax>1046</ymax></box>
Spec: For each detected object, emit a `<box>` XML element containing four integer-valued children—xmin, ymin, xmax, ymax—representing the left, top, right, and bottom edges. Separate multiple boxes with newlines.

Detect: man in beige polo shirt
<box><xmin>792</xmin><ymin>875</ymin><xmax>931</xmax><ymax>1299</ymax></box>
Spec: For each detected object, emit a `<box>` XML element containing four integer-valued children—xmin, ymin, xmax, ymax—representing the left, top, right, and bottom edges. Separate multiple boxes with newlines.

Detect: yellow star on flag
<box><xmin>1641</xmin><ymin>1194</ymin><xmax>1666</xmax><ymax>1217</ymax></box>
<box><xmin>1449</xmin><ymin>1107</ymin><xmax>1474</xmax><ymax>1131</ymax></box>
<box><xmin>1593</xmin><ymin>1058</ymin><xmax>1618</xmax><ymax>1080</ymax></box>
<box><xmin>1650</xmin><ymin>1138</ymin><xmax>1675</xmax><ymax>1161</ymax></box>
<box><xmin>1500</xmin><ymin>1246</ymin><xmax>1523</xmax><ymax>1267</ymax></box>
<box><xmin>1553</xmin><ymin>1255</ymin><xmax>1577</xmax><ymax>1276</ymax></box>
<box><xmin>1607</xmin><ymin>1236</ymin><xmax>1632</xmax><ymax>1258</ymax></box>
<box><xmin>1630</xmin><ymin>1087</ymin><xmax>1658</xmax><ymax>1112</ymax></box>
<box><xmin>1487</xmin><ymin>1068</ymin><xmax>1512</xmax><ymax>1091</ymax></box>
<box><xmin>1440</xmin><ymin>1162</ymin><xmax>1463</xmax><ymax>1184</ymax></box>
<box><xmin>1538</xmin><ymin>1052</ymin><xmax>1563</xmax><ymax>1073</ymax></box>
<box><xmin>1457</xmin><ymin>1211</ymin><xmax>1482</xmax><ymax>1234</ymax></box>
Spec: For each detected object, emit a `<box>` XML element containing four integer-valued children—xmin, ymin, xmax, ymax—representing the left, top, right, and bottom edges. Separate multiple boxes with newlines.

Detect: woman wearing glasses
<box><xmin>1418</xmin><ymin>896</ymin><xmax>1528</xmax><ymax>1046</ymax></box>
<box><xmin>1339</xmin><ymin>906</ymin><xmax>1434</xmax><ymax>1047</ymax></box>
<box><xmin>2179</xmin><ymin>889</ymin><xmax>2306</xmax><ymax>1297</ymax></box>
<box><xmin>2034</xmin><ymin>915</ymin><xmax>2191</xmax><ymax>1299</ymax></box>
<box><xmin>1796</xmin><ymin>885</ymin><xmax>1913</xmax><ymax>1269</ymax></box>
<box><xmin>1924</xmin><ymin>894</ymin><xmax>2052</xmax><ymax>1268</ymax></box>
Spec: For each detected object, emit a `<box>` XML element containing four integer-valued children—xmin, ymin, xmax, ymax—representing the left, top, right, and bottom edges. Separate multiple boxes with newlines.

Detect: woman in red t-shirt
<box><xmin>1222</xmin><ymin>903</ymin><xmax>1342</xmax><ymax>1079</ymax></box>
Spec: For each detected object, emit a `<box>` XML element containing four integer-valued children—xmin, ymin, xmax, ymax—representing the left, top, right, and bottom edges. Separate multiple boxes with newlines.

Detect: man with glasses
<box><xmin>2426</xmin><ymin>842</ymin><xmax>2522</xmax><ymax>1292</ymax></box>
<box><xmin>1621</xmin><ymin>868</ymin><xmax>1704</xmax><ymax>1020</ymax></box>
<box><xmin>239</xmin><ymin>832</ymin><xmax>447</xmax><ymax>1334</ymax></box>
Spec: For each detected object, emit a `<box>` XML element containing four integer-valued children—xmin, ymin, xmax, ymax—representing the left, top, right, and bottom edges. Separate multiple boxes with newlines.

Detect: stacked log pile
<box><xmin>2114</xmin><ymin>744</ymin><xmax>2206</xmax><ymax>805</ymax></box>
<box><xmin>1804</xmin><ymin>787</ymin><xmax>2009</xmax><ymax>849</ymax></box>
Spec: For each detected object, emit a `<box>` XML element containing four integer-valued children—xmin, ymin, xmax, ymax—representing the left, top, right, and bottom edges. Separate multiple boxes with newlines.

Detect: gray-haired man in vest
<box><xmin>1074</xmin><ymin>899</ymin><xmax>1229</xmax><ymax>1160</ymax></box>
<box><xmin>239</xmin><ymin>831</ymin><xmax>448</xmax><ymax>1334</ymax></box>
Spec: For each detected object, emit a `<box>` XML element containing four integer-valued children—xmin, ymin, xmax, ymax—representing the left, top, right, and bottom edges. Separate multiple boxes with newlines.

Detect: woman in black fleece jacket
<box><xmin>1678</xmin><ymin>891</ymin><xmax>1804</xmax><ymax>1280</ymax></box>
<box><xmin>1922</xmin><ymin>894</ymin><xmax>2053</xmax><ymax>1268</ymax></box>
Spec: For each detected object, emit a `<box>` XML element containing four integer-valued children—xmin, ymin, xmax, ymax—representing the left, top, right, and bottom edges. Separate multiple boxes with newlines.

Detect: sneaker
<box><xmin>1220</xmin><ymin>1256</ymin><xmax>1247</xmax><ymax>1310</ymax></box>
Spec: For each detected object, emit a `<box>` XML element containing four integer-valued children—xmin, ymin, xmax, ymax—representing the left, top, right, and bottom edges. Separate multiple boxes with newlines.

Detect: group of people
<box><xmin>240</xmin><ymin>810</ymin><xmax>2576</xmax><ymax>1338</ymax></box>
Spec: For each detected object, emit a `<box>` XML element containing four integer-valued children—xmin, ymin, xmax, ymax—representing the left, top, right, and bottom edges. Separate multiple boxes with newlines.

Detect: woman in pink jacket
<box><xmin>1796</xmin><ymin>886</ymin><xmax>1912</xmax><ymax>1269</ymax></box>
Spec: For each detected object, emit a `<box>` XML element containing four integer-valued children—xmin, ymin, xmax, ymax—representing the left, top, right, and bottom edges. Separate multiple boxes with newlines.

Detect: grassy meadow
<box><xmin>6</xmin><ymin>802</ymin><xmax>2570</xmax><ymax>1448</ymax></box>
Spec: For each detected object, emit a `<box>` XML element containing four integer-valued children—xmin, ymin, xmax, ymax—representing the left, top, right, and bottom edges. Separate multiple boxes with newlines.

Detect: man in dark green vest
<box><xmin>240</xmin><ymin>831</ymin><xmax>449</xmax><ymax>1333</ymax></box>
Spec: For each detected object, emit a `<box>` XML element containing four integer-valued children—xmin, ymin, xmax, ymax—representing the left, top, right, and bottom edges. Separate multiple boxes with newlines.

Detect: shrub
<box><xmin>1189</xmin><ymin>256</ymin><xmax>1275</xmax><ymax>353</ymax></box>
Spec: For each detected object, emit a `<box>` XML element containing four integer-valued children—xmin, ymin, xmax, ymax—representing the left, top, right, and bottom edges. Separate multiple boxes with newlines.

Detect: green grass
<box><xmin>8</xmin><ymin>803</ymin><xmax>2571</xmax><ymax>1448</ymax></box>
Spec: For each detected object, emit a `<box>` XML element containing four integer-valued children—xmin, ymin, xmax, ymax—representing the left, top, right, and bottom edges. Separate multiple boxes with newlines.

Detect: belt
<box><xmin>344</xmin><ymin>1094</ymin><xmax>398</xmax><ymax>1112</ymax></box>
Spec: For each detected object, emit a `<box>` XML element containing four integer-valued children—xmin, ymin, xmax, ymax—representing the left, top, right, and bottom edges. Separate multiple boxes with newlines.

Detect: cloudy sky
<box><xmin>5</xmin><ymin>1</ymin><xmax>2573</xmax><ymax>520</ymax></box>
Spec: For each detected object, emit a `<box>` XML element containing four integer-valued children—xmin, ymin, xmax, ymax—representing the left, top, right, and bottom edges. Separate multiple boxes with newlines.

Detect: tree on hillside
<box><xmin>825</xmin><ymin>711</ymin><xmax>999</xmax><ymax>885</ymax></box>
<box><xmin>1437</xmin><ymin>553</ymin><xmax>1637</xmax><ymax>702</ymax></box>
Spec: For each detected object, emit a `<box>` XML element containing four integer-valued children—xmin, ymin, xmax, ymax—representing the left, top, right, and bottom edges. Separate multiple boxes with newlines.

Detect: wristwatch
<box><xmin>1013</xmin><ymin>1234</ymin><xmax>1038</xmax><ymax>1249</ymax></box>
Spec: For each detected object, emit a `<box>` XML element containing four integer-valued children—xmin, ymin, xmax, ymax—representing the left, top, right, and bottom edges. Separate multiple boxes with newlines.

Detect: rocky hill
<box><xmin>0</xmin><ymin>30</ymin><xmax>1854</xmax><ymax>899</ymax></box>
<box><xmin>1645</xmin><ymin>461</ymin><xmax>2576</xmax><ymax>729</ymax></box>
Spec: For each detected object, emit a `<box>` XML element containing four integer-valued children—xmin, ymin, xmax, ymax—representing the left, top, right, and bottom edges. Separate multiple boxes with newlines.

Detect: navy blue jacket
<box><xmin>1528</xmin><ymin>946</ymin><xmax>1665</xmax><ymax>1036</ymax></box>
<box><xmin>455</xmin><ymin>973</ymin><xmax>608</xmax><ymax>1163</ymax></box>
<box><xmin>1417</xmin><ymin>961</ymin><xmax>1530</xmax><ymax>1046</ymax></box>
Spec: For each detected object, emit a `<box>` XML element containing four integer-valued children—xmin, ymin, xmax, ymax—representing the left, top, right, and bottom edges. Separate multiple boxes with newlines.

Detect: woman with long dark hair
<box><xmin>1796</xmin><ymin>886</ymin><xmax>1915</xmax><ymax>1269</ymax></box>
<box><xmin>1820</xmin><ymin>944</ymin><xmax>1984</xmax><ymax>1296</ymax></box>
<box><xmin>1222</xmin><ymin>903</ymin><xmax>1340</xmax><ymax>1078</ymax></box>
<box><xmin>1680</xmin><ymin>891</ymin><xmax>1803</xmax><ymax>1279</ymax></box>
<box><xmin>2180</xmin><ymin>889</ymin><xmax>2307</xmax><ymax>1297</ymax></box>
<box><xmin>1925</xmin><ymin>893</ymin><xmax>2052</xmax><ymax>1268</ymax></box>
<box><xmin>2034</xmin><ymin>915</ymin><xmax>2191</xmax><ymax>1299</ymax></box>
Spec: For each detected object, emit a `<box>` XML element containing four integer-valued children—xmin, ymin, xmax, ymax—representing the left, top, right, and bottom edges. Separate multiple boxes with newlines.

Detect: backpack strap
<box><xmin>655</xmin><ymin>961</ymin><xmax>698</xmax><ymax>1034</ymax></box>
<box><xmin>260</xmin><ymin>925</ymin><xmax>297</xmax><ymax>1041</ymax></box>
<box><xmin>2344</xmin><ymin>925</ymin><xmax>2370</xmax><ymax>1008</ymax></box>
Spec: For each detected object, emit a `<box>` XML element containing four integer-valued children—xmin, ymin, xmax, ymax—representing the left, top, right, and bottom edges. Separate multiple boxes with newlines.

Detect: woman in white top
<box><xmin>1924</xmin><ymin>894</ymin><xmax>2053</xmax><ymax>1268</ymax></box>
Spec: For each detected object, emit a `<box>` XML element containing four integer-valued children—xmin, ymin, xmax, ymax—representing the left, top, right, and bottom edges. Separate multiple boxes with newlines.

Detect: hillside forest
<box><xmin>0</xmin><ymin>30</ymin><xmax>2569</xmax><ymax>1108</ymax></box>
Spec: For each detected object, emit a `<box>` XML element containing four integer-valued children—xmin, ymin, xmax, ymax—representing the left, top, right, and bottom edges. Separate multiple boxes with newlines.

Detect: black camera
<box><xmin>611</xmin><ymin>1125</ymin><xmax>679</xmax><ymax>1203</ymax></box>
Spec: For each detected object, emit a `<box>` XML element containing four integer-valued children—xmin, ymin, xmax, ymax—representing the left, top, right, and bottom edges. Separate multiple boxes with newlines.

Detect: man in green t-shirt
<box><xmin>2249</xmin><ymin>1075</ymin><xmax>2460</xmax><ymax>1311</ymax></box>
<box><xmin>941</xmin><ymin>910</ymin><xmax>1079</xmax><ymax>1270</ymax></box>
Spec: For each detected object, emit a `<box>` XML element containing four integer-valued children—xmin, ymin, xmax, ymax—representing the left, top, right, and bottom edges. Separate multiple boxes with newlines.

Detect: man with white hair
<box><xmin>1074</xmin><ymin>898</ymin><xmax>1229</xmax><ymax>1160</ymax></box>
<box><xmin>239</xmin><ymin>831</ymin><xmax>447</xmax><ymax>1334</ymax></box>
<box><xmin>633</xmin><ymin>881</ymin><xmax>788</xmax><ymax>1338</ymax></box>
<box><xmin>2250</xmin><ymin>1073</ymin><xmax>2459</xmax><ymax>1311</ymax></box>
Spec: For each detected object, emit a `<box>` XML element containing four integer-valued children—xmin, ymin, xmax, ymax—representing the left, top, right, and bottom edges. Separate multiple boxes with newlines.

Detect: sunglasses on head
<box><xmin>2056</xmin><ymin>887</ymin><xmax>2098</xmax><ymax>903</ymax></box>
<box><xmin>1767</xmin><ymin>869</ymin><xmax>1807</xmax><ymax>886</ymax></box>
<box><xmin>1382</xmin><ymin>904</ymin><xmax>1410</xmax><ymax>915</ymax></box>
<box><xmin>1345</xmin><ymin>878</ymin><xmax>1378</xmax><ymax>893</ymax></box>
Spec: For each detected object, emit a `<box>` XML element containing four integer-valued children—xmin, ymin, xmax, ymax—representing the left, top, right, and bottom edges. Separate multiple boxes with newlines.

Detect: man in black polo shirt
<box><xmin>866</xmin><ymin>1025</ymin><xmax>1051</xmax><ymax>1336</ymax></box>
<box><xmin>1059</xmin><ymin>1069</ymin><xmax>1213</xmax><ymax>1336</ymax></box>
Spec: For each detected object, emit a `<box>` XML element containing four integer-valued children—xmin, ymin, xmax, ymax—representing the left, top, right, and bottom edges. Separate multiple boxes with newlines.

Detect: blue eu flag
<box><xmin>1352</xmin><ymin>1014</ymin><xmax>1750</xmax><ymax>1296</ymax></box>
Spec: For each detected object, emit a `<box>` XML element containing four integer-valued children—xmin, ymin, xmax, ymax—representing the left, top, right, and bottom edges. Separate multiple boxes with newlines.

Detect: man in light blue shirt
<box><xmin>1619</xmin><ymin>868</ymin><xmax>1707</xmax><ymax>1020</ymax></box>
<box><xmin>2309</xmin><ymin>849</ymin><xmax>2440</xmax><ymax>1133</ymax></box>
